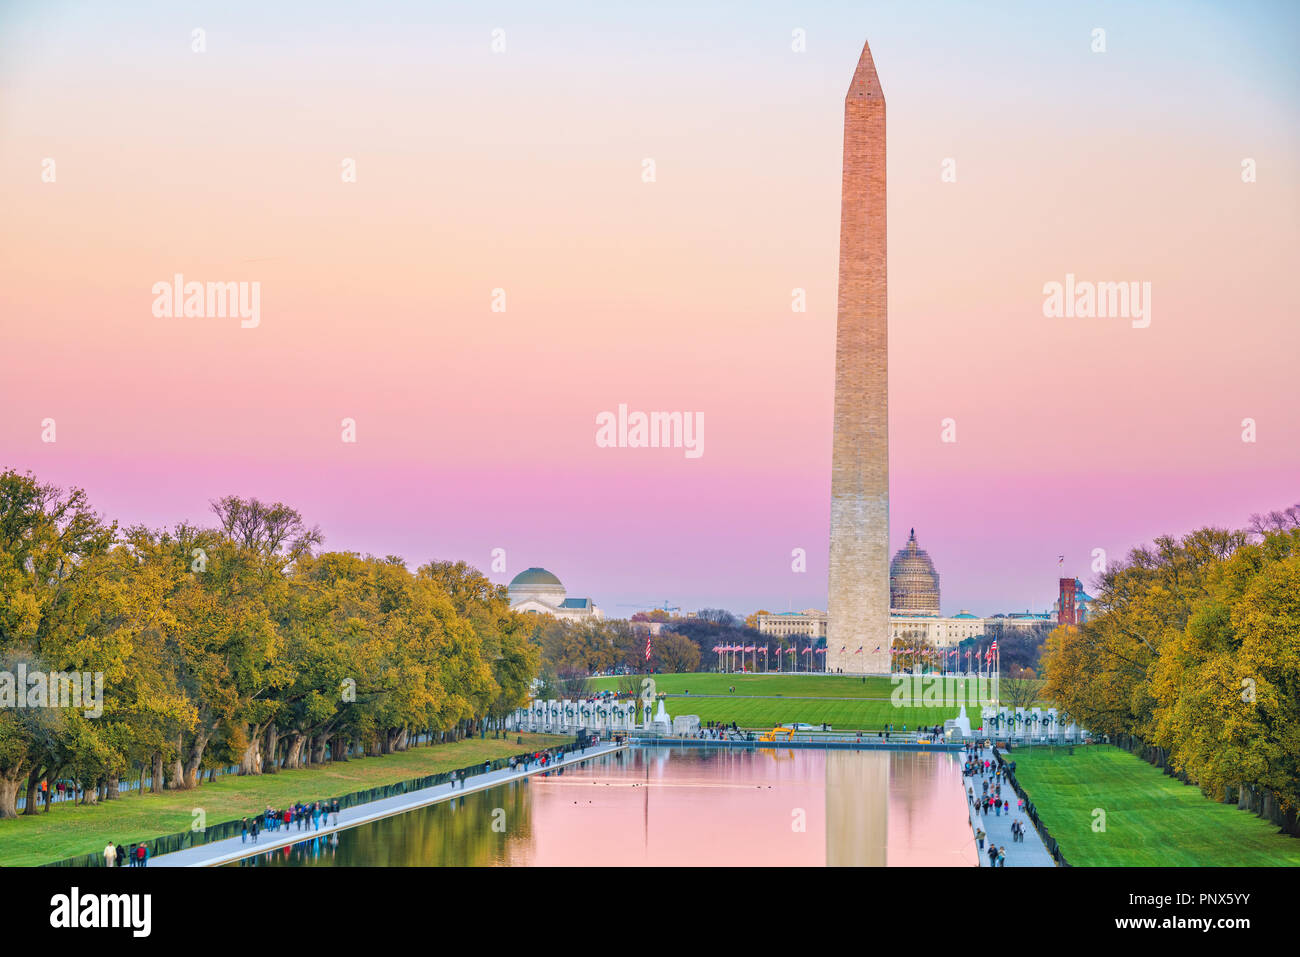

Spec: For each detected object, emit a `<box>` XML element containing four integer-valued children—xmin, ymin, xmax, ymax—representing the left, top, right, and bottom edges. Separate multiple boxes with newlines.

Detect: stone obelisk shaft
<box><xmin>827</xmin><ymin>41</ymin><xmax>889</xmax><ymax>676</ymax></box>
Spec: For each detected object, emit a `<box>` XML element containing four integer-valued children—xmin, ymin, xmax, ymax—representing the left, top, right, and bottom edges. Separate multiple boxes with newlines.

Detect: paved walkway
<box><xmin>152</xmin><ymin>740</ymin><xmax>627</xmax><ymax>867</ymax></box>
<box><xmin>962</xmin><ymin>747</ymin><xmax>1055</xmax><ymax>867</ymax></box>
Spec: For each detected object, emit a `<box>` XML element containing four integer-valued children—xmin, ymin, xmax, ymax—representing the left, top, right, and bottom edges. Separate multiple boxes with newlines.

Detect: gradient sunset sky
<box><xmin>2</xmin><ymin>1</ymin><xmax>1297</xmax><ymax>616</ymax></box>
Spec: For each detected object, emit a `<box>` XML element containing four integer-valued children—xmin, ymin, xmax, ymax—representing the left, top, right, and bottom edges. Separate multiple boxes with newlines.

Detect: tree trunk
<box><xmin>23</xmin><ymin>774</ymin><xmax>40</xmax><ymax>816</ymax></box>
<box><xmin>311</xmin><ymin>734</ymin><xmax>329</xmax><ymax>766</ymax></box>
<box><xmin>0</xmin><ymin>772</ymin><xmax>23</xmax><ymax>819</ymax></box>
<box><xmin>183</xmin><ymin>726</ymin><xmax>211</xmax><ymax>789</ymax></box>
<box><xmin>263</xmin><ymin>723</ymin><xmax>280</xmax><ymax>774</ymax></box>
<box><xmin>151</xmin><ymin>752</ymin><xmax>165</xmax><ymax>794</ymax></box>
<box><xmin>239</xmin><ymin>741</ymin><xmax>260</xmax><ymax>775</ymax></box>
<box><xmin>1261</xmin><ymin>789</ymin><xmax>1277</xmax><ymax>824</ymax></box>
<box><xmin>106</xmin><ymin>773</ymin><xmax>120</xmax><ymax>801</ymax></box>
<box><xmin>167</xmin><ymin>732</ymin><xmax>184</xmax><ymax>789</ymax></box>
<box><xmin>284</xmin><ymin>733</ymin><xmax>306</xmax><ymax>770</ymax></box>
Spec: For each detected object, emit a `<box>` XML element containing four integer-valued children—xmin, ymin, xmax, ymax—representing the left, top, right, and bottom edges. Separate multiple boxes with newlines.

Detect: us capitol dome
<box><xmin>507</xmin><ymin>567</ymin><xmax>603</xmax><ymax>622</ymax></box>
<box><xmin>889</xmin><ymin>529</ymin><xmax>941</xmax><ymax>616</ymax></box>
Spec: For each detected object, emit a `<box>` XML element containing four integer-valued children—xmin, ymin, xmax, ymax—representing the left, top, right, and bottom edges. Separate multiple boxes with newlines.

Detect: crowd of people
<box><xmin>95</xmin><ymin>743</ymin><xmax>595</xmax><ymax>866</ymax></box>
<box><xmin>241</xmin><ymin>799</ymin><xmax>342</xmax><ymax>843</ymax></box>
<box><xmin>101</xmin><ymin>840</ymin><xmax>149</xmax><ymax>867</ymax></box>
<box><xmin>964</xmin><ymin>744</ymin><xmax>1028</xmax><ymax>868</ymax></box>
<box><xmin>695</xmin><ymin>721</ymin><xmax>745</xmax><ymax>740</ymax></box>
<box><xmin>502</xmin><ymin>748</ymin><xmax>565</xmax><ymax>775</ymax></box>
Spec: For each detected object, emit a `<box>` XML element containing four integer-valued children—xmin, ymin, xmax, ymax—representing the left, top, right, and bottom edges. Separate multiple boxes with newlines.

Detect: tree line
<box><xmin>0</xmin><ymin>469</ymin><xmax>538</xmax><ymax>819</ymax></box>
<box><xmin>1042</xmin><ymin>505</ymin><xmax>1300</xmax><ymax>835</ymax></box>
<box><xmin>529</xmin><ymin>607</ymin><xmax>783</xmax><ymax>689</ymax></box>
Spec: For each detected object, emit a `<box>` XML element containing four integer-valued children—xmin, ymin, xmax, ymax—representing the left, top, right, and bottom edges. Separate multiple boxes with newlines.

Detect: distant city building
<box><xmin>757</xmin><ymin>604</ymin><xmax>1062</xmax><ymax>658</ymax></box>
<box><xmin>987</xmin><ymin>611</ymin><xmax>1055</xmax><ymax>631</ymax></box>
<box><xmin>761</xmin><ymin>607</ymin><xmax>984</xmax><ymax>650</ymax></box>
<box><xmin>757</xmin><ymin>610</ymin><xmax>828</xmax><ymax>639</ymax></box>
<box><xmin>890</xmin><ymin>610</ymin><xmax>986</xmax><ymax>647</ymax></box>
<box><xmin>1054</xmin><ymin>578</ymin><xmax>1095</xmax><ymax>625</ymax></box>
<box><xmin>889</xmin><ymin>528</ymin><xmax>941</xmax><ymax>616</ymax></box>
<box><xmin>507</xmin><ymin>567</ymin><xmax>603</xmax><ymax>622</ymax></box>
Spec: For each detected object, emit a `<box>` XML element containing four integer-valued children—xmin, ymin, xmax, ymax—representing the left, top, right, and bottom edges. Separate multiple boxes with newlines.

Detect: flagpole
<box><xmin>996</xmin><ymin>642</ymin><xmax>1001</xmax><ymax>710</ymax></box>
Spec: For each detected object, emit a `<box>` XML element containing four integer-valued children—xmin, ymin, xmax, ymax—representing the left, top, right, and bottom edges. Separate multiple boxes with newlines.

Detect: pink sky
<box><xmin>1</xmin><ymin>2</ymin><xmax>1296</xmax><ymax>615</ymax></box>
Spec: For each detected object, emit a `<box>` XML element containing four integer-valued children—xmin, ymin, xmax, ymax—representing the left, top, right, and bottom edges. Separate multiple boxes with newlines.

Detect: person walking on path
<box><xmin>241</xmin><ymin>818</ymin><xmax>249</xmax><ymax>844</ymax></box>
<box><xmin>976</xmin><ymin>827</ymin><xmax>985</xmax><ymax>850</ymax></box>
<box><xmin>331</xmin><ymin>799</ymin><xmax>340</xmax><ymax>826</ymax></box>
<box><xmin>115</xmin><ymin>843</ymin><xmax>127</xmax><ymax>868</ymax></box>
<box><xmin>103</xmin><ymin>841</ymin><xmax>116</xmax><ymax>867</ymax></box>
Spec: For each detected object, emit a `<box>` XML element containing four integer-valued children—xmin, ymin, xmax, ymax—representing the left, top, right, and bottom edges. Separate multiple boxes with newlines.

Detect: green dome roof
<box><xmin>509</xmin><ymin>567</ymin><xmax>562</xmax><ymax>587</ymax></box>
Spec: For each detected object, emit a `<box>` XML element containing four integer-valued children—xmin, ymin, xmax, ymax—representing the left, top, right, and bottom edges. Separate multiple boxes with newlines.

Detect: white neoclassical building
<box><xmin>507</xmin><ymin>567</ymin><xmax>603</xmax><ymax>622</ymax></box>
<box><xmin>889</xmin><ymin>611</ymin><xmax>987</xmax><ymax>648</ymax></box>
<box><xmin>756</xmin><ymin>610</ymin><xmax>828</xmax><ymax>639</ymax></box>
<box><xmin>759</xmin><ymin>608</ymin><xmax>986</xmax><ymax>649</ymax></box>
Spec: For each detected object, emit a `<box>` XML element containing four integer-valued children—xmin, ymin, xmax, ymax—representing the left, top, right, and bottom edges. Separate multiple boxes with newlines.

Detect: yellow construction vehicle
<box><xmin>758</xmin><ymin>727</ymin><xmax>795</xmax><ymax>742</ymax></box>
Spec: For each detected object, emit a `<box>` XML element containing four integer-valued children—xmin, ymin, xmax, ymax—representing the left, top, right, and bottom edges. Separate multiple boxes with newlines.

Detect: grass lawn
<box><xmin>590</xmin><ymin>672</ymin><xmax>944</xmax><ymax>699</ymax></box>
<box><xmin>656</xmin><ymin>697</ymin><xmax>960</xmax><ymax>731</ymax></box>
<box><xmin>0</xmin><ymin>733</ymin><xmax>568</xmax><ymax>867</ymax></box>
<box><xmin>1011</xmin><ymin>745</ymin><xmax>1300</xmax><ymax>866</ymax></box>
<box><xmin>586</xmin><ymin>673</ymin><xmax>1005</xmax><ymax>730</ymax></box>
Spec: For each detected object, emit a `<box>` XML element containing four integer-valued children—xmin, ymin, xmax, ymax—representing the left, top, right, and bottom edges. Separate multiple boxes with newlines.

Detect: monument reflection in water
<box><xmin>233</xmin><ymin>747</ymin><xmax>977</xmax><ymax>867</ymax></box>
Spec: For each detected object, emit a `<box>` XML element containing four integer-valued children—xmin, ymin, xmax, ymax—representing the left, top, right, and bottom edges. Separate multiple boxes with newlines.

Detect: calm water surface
<box><xmin>232</xmin><ymin>746</ymin><xmax>977</xmax><ymax>867</ymax></box>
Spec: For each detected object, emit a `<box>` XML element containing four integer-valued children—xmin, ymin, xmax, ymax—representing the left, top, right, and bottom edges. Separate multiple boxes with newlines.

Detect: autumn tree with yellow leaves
<box><xmin>1042</xmin><ymin>515</ymin><xmax>1300</xmax><ymax>836</ymax></box>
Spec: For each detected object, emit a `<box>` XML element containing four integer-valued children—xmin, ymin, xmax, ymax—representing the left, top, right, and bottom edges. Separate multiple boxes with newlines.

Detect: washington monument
<box><xmin>827</xmin><ymin>39</ymin><xmax>889</xmax><ymax>676</ymax></box>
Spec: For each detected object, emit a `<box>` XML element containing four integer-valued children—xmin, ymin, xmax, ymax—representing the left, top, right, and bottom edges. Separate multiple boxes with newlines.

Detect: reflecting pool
<box><xmin>232</xmin><ymin>746</ymin><xmax>977</xmax><ymax>866</ymax></box>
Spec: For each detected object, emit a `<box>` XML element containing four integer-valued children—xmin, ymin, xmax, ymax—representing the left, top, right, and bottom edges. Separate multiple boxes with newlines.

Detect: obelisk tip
<box><xmin>847</xmin><ymin>39</ymin><xmax>883</xmax><ymax>101</ymax></box>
